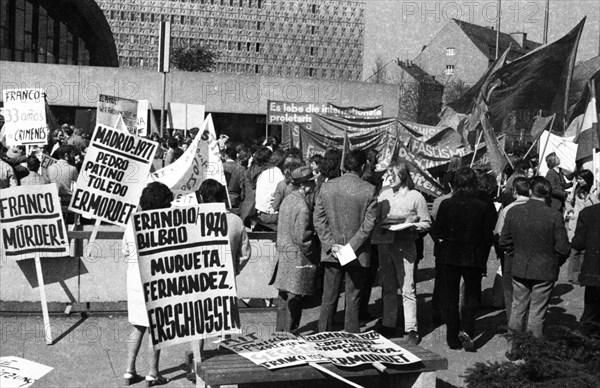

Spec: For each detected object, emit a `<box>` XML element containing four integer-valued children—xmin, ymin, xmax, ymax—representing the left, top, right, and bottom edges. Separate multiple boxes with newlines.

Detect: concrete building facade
<box><xmin>96</xmin><ymin>0</ymin><xmax>365</xmax><ymax>81</ymax></box>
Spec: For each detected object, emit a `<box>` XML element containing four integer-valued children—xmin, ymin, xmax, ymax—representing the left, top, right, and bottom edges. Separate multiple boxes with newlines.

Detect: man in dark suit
<box><xmin>544</xmin><ymin>152</ymin><xmax>571</xmax><ymax>213</ymax></box>
<box><xmin>500</xmin><ymin>176</ymin><xmax>570</xmax><ymax>356</ymax></box>
<box><xmin>572</xmin><ymin>200</ymin><xmax>600</xmax><ymax>336</ymax></box>
<box><xmin>314</xmin><ymin>149</ymin><xmax>377</xmax><ymax>333</ymax></box>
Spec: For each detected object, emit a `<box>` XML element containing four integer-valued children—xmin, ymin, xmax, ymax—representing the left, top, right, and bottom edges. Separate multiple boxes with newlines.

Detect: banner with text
<box><xmin>69</xmin><ymin>124</ymin><xmax>157</xmax><ymax>226</ymax></box>
<box><xmin>325</xmin><ymin>103</ymin><xmax>383</xmax><ymax>119</ymax></box>
<box><xmin>97</xmin><ymin>94</ymin><xmax>139</xmax><ymax>135</ymax></box>
<box><xmin>303</xmin><ymin>331</ymin><xmax>421</xmax><ymax>367</ymax></box>
<box><xmin>150</xmin><ymin>115</ymin><xmax>227</xmax><ymax>203</ymax></box>
<box><xmin>134</xmin><ymin>203</ymin><xmax>241</xmax><ymax>349</ymax></box>
<box><xmin>219</xmin><ymin>333</ymin><xmax>327</xmax><ymax>369</ymax></box>
<box><xmin>0</xmin><ymin>184</ymin><xmax>69</xmax><ymax>261</ymax></box>
<box><xmin>2</xmin><ymin>89</ymin><xmax>47</xmax><ymax>146</ymax></box>
<box><xmin>0</xmin><ymin>356</ymin><xmax>53</xmax><ymax>388</ymax></box>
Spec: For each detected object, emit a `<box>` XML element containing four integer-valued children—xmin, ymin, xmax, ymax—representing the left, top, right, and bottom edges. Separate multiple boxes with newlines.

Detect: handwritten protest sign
<box><xmin>133</xmin><ymin>203</ymin><xmax>241</xmax><ymax>349</ymax></box>
<box><xmin>97</xmin><ymin>94</ymin><xmax>139</xmax><ymax>135</ymax></box>
<box><xmin>0</xmin><ymin>184</ymin><xmax>69</xmax><ymax>261</ymax></box>
<box><xmin>219</xmin><ymin>333</ymin><xmax>328</xmax><ymax>369</ymax></box>
<box><xmin>303</xmin><ymin>331</ymin><xmax>421</xmax><ymax>367</ymax></box>
<box><xmin>137</xmin><ymin>99</ymin><xmax>149</xmax><ymax>137</ymax></box>
<box><xmin>150</xmin><ymin>115</ymin><xmax>227</xmax><ymax>196</ymax></box>
<box><xmin>0</xmin><ymin>357</ymin><xmax>53</xmax><ymax>388</ymax></box>
<box><xmin>69</xmin><ymin>124</ymin><xmax>157</xmax><ymax>226</ymax></box>
<box><xmin>2</xmin><ymin>89</ymin><xmax>47</xmax><ymax>146</ymax></box>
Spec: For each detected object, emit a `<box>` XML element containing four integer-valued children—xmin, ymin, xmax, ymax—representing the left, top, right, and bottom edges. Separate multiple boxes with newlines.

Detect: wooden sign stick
<box><xmin>34</xmin><ymin>252</ymin><xmax>52</xmax><ymax>345</ymax></box>
<box><xmin>309</xmin><ymin>362</ymin><xmax>364</xmax><ymax>388</ymax></box>
<box><xmin>85</xmin><ymin>219</ymin><xmax>102</xmax><ymax>259</ymax></box>
<box><xmin>372</xmin><ymin>362</ymin><xmax>387</xmax><ymax>373</ymax></box>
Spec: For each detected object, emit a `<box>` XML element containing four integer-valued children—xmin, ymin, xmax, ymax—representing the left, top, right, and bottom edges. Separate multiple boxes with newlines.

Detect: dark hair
<box><xmin>389</xmin><ymin>162</ymin><xmax>415</xmax><ymax>190</ymax></box>
<box><xmin>530</xmin><ymin>176</ymin><xmax>552</xmax><ymax>198</ymax></box>
<box><xmin>309</xmin><ymin>154</ymin><xmax>323</xmax><ymax>165</ymax></box>
<box><xmin>270</xmin><ymin>149</ymin><xmax>286</xmax><ymax>170</ymax></box>
<box><xmin>283</xmin><ymin>155</ymin><xmax>304</xmax><ymax>183</ymax></box>
<box><xmin>150</xmin><ymin>132</ymin><xmax>160</xmax><ymax>142</ymax></box>
<box><xmin>477</xmin><ymin>172</ymin><xmax>497</xmax><ymax>198</ymax></box>
<box><xmin>578</xmin><ymin>169</ymin><xmax>594</xmax><ymax>188</ymax></box>
<box><xmin>55</xmin><ymin>145</ymin><xmax>74</xmax><ymax>159</ymax></box>
<box><xmin>253</xmin><ymin>147</ymin><xmax>272</xmax><ymax>166</ymax></box>
<box><xmin>513</xmin><ymin>159</ymin><xmax>532</xmax><ymax>176</ymax></box>
<box><xmin>513</xmin><ymin>177</ymin><xmax>530</xmax><ymax>197</ymax></box>
<box><xmin>139</xmin><ymin>182</ymin><xmax>173</xmax><ymax>211</ymax></box>
<box><xmin>287</xmin><ymin>147</ymin><xmax>303</xmax><ymax>160</ymax></box>
<box><xmin>224</xmin><ymin>146</ymin><xmax>237</xmax><ymax>160</ymax></box>
<box><xmin>545</xmin><ymin>152</ymin><xmax>559</xmax><ymax>169</ymax></box>
<box><xmin>344</xmin><ymin>149</ymin><xmax>367</xmax><ymax>173</ymax></box>
<box><xmin>26</xmin><ymin>155</ymin><xmax>40</xmax><ymax>172</ymax></box>
<box><xmin>196</xmin><ymin>179</ymin><xmax>227</xmax><ymax>204</ymax></box>
<box><xmin>452</xmin><ymin>167</ymin><xmax>478</xmax><ymax>196</ymax></box>
<box><xmin>167</xmin><ymin>137</ymin><xmax>179</xmax><ymax>149</ymax></box>
<box><xmin>237</xmin><ymin>148</ymin><xmax>251</xmax><ymax>168</ymax></box>
<box><xmin>320</xmin><ymin>149</ymin><xmax>342</xmax><ymax>179</ymax></box>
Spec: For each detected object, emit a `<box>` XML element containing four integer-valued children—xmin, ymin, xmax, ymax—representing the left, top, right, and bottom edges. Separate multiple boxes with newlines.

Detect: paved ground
<box><xmin>1</xmin><ymin>236</ymin><xmax>585</xmax><ymax>387</ymax></box>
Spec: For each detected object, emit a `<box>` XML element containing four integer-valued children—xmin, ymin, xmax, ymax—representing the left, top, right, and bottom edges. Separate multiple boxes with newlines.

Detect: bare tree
<box><xmin>368</xmin><ymin>56</ymin><xmax>390</xmax><ymax>84</ymax></box>
<box><xmin>442</xmin><ymin>79</ymin><xmax>469</xmax><ymax>105</ymax></box>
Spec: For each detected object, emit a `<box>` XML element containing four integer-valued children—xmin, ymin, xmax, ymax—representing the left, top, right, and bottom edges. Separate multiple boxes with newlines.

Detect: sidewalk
<box><xmin>1</xmin><ymin>240</ymin><xmax>585</xmax><ymax>387</ymax></box>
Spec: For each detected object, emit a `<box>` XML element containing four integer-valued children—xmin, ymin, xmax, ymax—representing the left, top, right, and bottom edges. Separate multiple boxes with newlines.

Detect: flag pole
<box><xmin>543</xmin><ymin>0</ymin><xmax>550</xmax><ymax>44</ymax></box>
<box><xmin>470</xmin><ymin>130</ymin><xmax>483</xmax><ymax>168</ymax></box>
<box><xmin>495</xmin><ymin>0</ymin><xmax>502</xmax><ymax>59</ymax></box>
<box><xmin>523</xmin><ymin>114</ymin><xmax>555</xmax><ymax>160</ymax></box>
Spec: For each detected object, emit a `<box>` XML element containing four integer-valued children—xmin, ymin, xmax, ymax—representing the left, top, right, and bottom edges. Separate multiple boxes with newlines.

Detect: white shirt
<box><xmin>255</xmin><ymin>166</ymin><xmax>285</xmax><ymax>214</ymax></box>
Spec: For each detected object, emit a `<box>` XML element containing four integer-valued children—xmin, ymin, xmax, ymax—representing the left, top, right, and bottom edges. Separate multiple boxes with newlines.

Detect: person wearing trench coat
<box><xmin>270</xmin><ymin>167</ymin><xmax>318</xmax><ymax>332</ymax></box>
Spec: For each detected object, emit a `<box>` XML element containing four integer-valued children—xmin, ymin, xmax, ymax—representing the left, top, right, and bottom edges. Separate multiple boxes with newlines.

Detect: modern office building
<box><xmin>95</xmin><ymin>0</ymin><xmax>365</xmax><ymax>81</ymax></box>
<box><xmin>0</xmin><ymin>0</ymin><xmax>118</xmax><ymax>67</ymax></box>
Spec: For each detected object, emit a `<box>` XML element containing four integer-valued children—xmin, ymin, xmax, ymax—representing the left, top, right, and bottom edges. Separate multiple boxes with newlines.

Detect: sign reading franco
<box><xmin>2</xmin><ymin>88</ymin><xmax>48</xmax><ymax>146</ymax></box>
<box><xmin>303</xmin><ymin>331</ymin><xmax>421</xmax><ymax>367</ymax></box>
<box><xmin>267</xmin><ymin>100</ymin><xmax>383</xmax><ymax>125</ymax></box>
<box><xmin>0</xmin><ymin>184</ymin><xmax>69</xmax><ymax>261</ymax></box>
<box><xmin>219</xmin><ymin>333</ymin><xmax>328</xmax><ymax>370</ymax></box>
<box><xmin>133</xmin><ymin>203</ymin><xmax>241</xmax><ymax>350</ymax></box>
<box><xmin>69</xmin><ymin>124</ymin><xmax>158</xmax><ymax>226</ymax></box>
<box><xmin>97</xmin><ymin>94</ymin><xmax>139</xmax><ymax>135</ymax></box>
<box><xmin>0</xmin><ymin>356</ymin><xmax>53</xmax><ymax>388</ymax></box>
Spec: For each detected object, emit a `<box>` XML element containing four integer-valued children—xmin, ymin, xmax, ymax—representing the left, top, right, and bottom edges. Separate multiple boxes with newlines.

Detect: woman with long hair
<box><xmin>565</xmin><ymin>169</ymin><xmax>598</xmax><ymax>283</ymax></box>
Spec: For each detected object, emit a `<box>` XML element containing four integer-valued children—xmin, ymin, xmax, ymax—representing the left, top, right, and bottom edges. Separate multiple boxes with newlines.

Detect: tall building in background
<box><xmin>96</xmin><ymin>0</ymin><xmax>365</xmax><ymax>81</ymax></box>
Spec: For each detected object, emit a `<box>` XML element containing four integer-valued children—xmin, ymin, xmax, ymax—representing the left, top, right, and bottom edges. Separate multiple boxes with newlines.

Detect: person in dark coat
<box><xmin>544</xmin><ymin>152</ymin><xmax>571</xmax><ymax>213</ymax></box>
<box><xmin>431</xmin><ymin>167</ymin><xmax>496</xmax><ymax>351</ymax></box>
<box><xmin>500</xmin><ymin>176</ymin><xmax>570</xmax><ymax>356</ymax></box>
<box><xmin>572</xmin><ymin>200</ymin><xmax>600</xmax><ymax>336</ymax></box>
<box><xmin>270</xmin><ymin>167</ymin><xmax>318</xmax><ymax>332</ymax></box>
<box><xmin>314</xmin><ymin>149</ymin><xmax>377</xmax><ymax>333</ymax></box>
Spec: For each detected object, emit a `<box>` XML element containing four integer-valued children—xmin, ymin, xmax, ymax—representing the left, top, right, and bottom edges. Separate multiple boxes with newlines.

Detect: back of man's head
<box><xmin>530</xmin><ymin>176</ymin><xmax>551</xmax><ymax>199</ymax></box>
<box><xmin>344</xmin><ymin>149</ymin><xmax>367</xmax><ymax>174</ymax></box>
<box><xmin>26</xmin><ymin>155</ymin><xmax>41</xmax><ymax>172</ymax></box>
<box><xmin>513</xmin><ymin>177</ymin><xmax>530</xmax><ymax>197</ymax></box>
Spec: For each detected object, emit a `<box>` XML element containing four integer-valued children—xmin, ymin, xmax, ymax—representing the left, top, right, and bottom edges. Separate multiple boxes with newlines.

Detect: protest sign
<box><xmin>96</xmin><ymin>94</ymin><xmax>139</xmax><ymax>135</ymax></box>
<box><xmin>137</xmin><ymin>99</ymin><xmax>149</xmax><ymax>137</ymax></box>
<box><xmin>150</xmin><ymin>115</ymin><xmax>227</xmax><ymax>197</ymax></box>
<box><xmin>168</xmin><ymin>103</ymin><xmax>205</xmax><ymax>134</ymax></box>
<box><xmin>69</xmin><ymin>124</ymin><xmax>157</xmax><ymax>227</ymax></box>
<box><xmin>133</xmin><ymin>203</ymin><xmax>241</xmax><ymax>349</ymax></box>
<box><xmin>538</xmin><ymin>130</ymin><xmax>577</xmax><ymax>176</ymax></box>
<box><xmin>267</xmin><ymin>100</ymin><xmax>326</xmax><ymax>126</ymax></box>
<box><xmin>2</xmin><ymin>89</ymin><xmax>47</xmax><ymax>146</ymax></box>
<box><xmin>219</xmin><ymin>333</ymin><xmax>328</xmax><ymax>369</ymax></box>
<box><xmin>0</xmin><ymin>356</ymin><xmax>53</xmax><ymax>388</ymax></box>
<box><xmin>325</xmin><ymin>103</ymin><xmax>383</xmax><ymax>119</ymax></box>
<box><xmin>303</xmin><ymin>331</ymin><xmax>421</xmax><ymax>367</ymax></box>
<box><xmin>0</xmin><ymin>184</ymin><xmax>69</xmax><ymax>261</ymax></box>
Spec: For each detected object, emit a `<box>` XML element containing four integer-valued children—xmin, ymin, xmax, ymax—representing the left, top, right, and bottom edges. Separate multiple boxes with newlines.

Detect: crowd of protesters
<box><xmin>1</xmin><ymin>123</ymin><xmax>599</xmax><ymax>367</ymax></box>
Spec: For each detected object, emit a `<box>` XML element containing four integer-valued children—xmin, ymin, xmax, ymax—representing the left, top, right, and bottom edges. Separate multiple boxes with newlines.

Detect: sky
<box><xmin>363</xmin><ymin>0</ymin><xmax>600</xmax><ymax>79</ymax></box>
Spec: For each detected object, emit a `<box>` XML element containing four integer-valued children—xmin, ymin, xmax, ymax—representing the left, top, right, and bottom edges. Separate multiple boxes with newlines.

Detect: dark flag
<box><xmin>487</xmin><ymin>18</ymin><xmax>585</xmax><ymax>130</ymax></box>
<box><xmin>530</xmin><ymin>114</ymin><xmax>556</xmax><ymax>143</ymax></box>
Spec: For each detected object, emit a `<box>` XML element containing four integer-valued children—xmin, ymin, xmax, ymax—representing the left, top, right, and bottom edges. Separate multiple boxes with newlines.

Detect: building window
<box><xmin>256</xmin><ymin>43</ymin><xmax>260</xmax><ymax>52</ymax></box>
<box><xmin>312</xmin><ymin>4</ymin><xmax>317</xmax><ymax>13</ymax></box>
<box><xmin>310</xmin><ymin>47</ymin><xmax>315</xmax><ymax>56</ymax></box>
<box><xmin>446</xmin><ymin>47</ymin><xmax>455</xmax><ymax>56</ymax></box>
<box><xmin>445</xmin><ymin>65</ymin><xmax>455</xmax><ymax>75</ymax></box>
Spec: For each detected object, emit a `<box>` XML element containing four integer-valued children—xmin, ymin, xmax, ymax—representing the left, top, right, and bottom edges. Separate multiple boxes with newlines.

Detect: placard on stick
<box><xmin>68</xmin><ymin>123</ymin><xmax>158</xmax><ymax>227</ymax></box>
<box><xmin>2</xmin><ymin>88</ymin><xmax>48</xmax><ymax>147</ymax></box>
<box><xmin>0</xmin><ymin>356</ymin><xmax>53</xmax><ymax>388</ymax></box>
<box><xmin>133</xmin><ymin>203</ymin><xmax>241</xmax><ymax>350</ymax></box>
<box><xmin>0</xmin><ymin>184</ymin><xmax>70</xmax><ymax>344</ymax></box>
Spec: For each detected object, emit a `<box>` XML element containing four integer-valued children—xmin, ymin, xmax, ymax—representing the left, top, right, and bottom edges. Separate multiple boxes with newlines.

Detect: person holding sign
<box><xmin>123</xmin><ymin>182</ymin><xmax>173</xmax><ymax>386</ymax></box>
<box><xmin>270</xmin><ymin>166</ymin><xmax>319</xmax><ymax>332</ymax></box>
<box><xmin>376</xmin><ymin>162</ymin><xmax>431</xmax><ymax>344</ymax></box>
